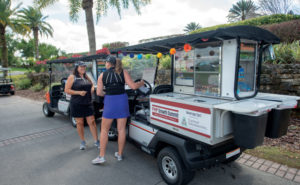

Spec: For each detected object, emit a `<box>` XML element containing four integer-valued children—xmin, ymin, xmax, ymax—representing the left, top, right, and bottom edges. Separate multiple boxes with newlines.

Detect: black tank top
<box><xmin>70</xmin><ymin>75</ymin><xmax>92</xmax><ymax>105</ymax></box>
<box><xmin>102</xmin><ymin>67</ymin><xmax>125</xmax><ymax>95</ymax></box>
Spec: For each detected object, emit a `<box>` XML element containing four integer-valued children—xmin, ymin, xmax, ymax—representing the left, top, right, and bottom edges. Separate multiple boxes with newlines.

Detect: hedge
<box><xmin>191</xmin><ymin>14</ymin><xmax>300</xmax><ymax>34</ymax></box>
<box><xmin>261</xmin><ymin>19</ymin><xmax>300</xmax><ymax>43</ymax></box>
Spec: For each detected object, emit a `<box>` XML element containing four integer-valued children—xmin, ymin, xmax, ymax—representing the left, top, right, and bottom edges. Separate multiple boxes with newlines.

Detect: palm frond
<box><xmin>68</xmin><ymin>0</ymin><xmax>81</xmax><ymax>22</ymax></box>
<box><xmin>96</xmin><ymin>0</ymin><xmax>108</xmax><ymax>22</ymax></box>
<box><xmin>33</xmin><ymin>0</ymin><xmax>59</xmax><ymax>9</ymax></box>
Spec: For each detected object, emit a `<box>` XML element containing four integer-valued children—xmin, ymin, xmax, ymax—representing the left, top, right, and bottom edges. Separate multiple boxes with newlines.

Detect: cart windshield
<box><xmin>121</xmin><ymin>55</ymin><xmax>157</xmax><ymax>84</ymax></box>
<box><xmin>51</xmin><ymin>62</ymin><xmax>94</xmax><ymax>85</ymax></box>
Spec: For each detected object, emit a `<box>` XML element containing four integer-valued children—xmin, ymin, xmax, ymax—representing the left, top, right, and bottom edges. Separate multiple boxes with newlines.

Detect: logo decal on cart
<box><xmin>150</xmin><ymin>98</ymin><xmax>212</xmax><ymax>138</ymax></box>
<box><xmin>181</xmin><ymin>117</ymin><xmax>187</xmax><ymax>126</ymax></box>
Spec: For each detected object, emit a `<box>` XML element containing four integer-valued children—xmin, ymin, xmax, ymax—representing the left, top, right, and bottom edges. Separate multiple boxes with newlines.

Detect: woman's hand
<box><xmin>79</xmin><ymin>91</ymin><xmax>87</xmax><ymax>96</ymax></box>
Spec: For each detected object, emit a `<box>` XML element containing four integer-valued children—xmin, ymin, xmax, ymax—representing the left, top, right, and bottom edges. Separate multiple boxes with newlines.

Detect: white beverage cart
<box><xmin>111</xmin><ymin>25</ymin><xmax>300</xmax><ymax>185</ymax></box>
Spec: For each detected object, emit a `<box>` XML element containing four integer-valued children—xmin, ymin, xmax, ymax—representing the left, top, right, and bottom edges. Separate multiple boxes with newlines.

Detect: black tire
<box><xmin>108</xmin><ymin>128</ymin><xmax>118</xmax><ymax>141</ymax></box>
<box><xmin>43</xmin><ymin>102</ymin><xmax>55</xmax><ymax>117</ymax></box>
<box><xmin>157</xmin><ymin>147</ymin><xmax>195</xmax><ymax>185</ymax></box>
<box><xmin>10</xmin><ymin>91</ymin><xmax>15</xmax><ymax>95</ymax></box>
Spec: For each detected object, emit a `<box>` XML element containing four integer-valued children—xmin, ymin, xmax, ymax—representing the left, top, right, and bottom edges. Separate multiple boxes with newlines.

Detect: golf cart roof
<box><xmin>0</xmin><ymin>68</ymin><xmax>11</xmax><ymax>71</ymax></box>
<box><xmin>47</xmin><ymin>54</ymin><xmax>108</xmax><ymax>64</ymax></box>
<box><xmin>110</xmin><ymin>26</ymin><xmax>280</xmax><ymax>54</ymax></box>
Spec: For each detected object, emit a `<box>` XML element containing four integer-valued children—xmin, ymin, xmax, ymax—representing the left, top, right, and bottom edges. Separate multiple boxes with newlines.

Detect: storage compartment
<box><xmin>232</xmin><ymin>113</ymin><xmax>268</xmax><ymax>149</ymax></box>
<box><xmin>265</xmin><ymin>109</ymin><xmax>291</xmax><ymax>138</ymax></box>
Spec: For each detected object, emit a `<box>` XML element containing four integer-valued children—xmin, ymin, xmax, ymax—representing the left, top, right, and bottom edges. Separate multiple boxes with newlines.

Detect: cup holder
<box><xmin>194</xmin><ymin>99</ymin><xmax>205</xmax><ymax>103</ymax></box>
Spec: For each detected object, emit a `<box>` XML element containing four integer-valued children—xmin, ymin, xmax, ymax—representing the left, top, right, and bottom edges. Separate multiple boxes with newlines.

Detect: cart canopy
<box><xmin>47</xmin><ymin>54</ymin><xmax>108</xmax><ymax>64</ymax></box>
<box><xmin>110</xmin><ymin>26</ymin><xmax>280</xmax><ymax>54</ymax></box>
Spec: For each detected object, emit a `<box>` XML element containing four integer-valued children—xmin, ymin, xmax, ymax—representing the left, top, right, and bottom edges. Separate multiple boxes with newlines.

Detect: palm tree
<box><xmin>0</xmin><ymin>0</ymin><xmax>28</xmax><ymax>76</ymax></box>
<box><xmin>35</xmin><ymin>0</ymin><xmax>151</xmax><ymax>55</ymax></box>
<box><xmin>184</xmin><ymin>22</ymin><xmax>201</xmax><ymax>33</ymax></box>
<box><xmin>227</xmin><ymin>0</ymin><xmax>259</xmax><ymax>22</ymax></box>
<box><xmin>19</xmin><ymin>6</ymin><xmax>53</xmax><ymax>60</ymax></box>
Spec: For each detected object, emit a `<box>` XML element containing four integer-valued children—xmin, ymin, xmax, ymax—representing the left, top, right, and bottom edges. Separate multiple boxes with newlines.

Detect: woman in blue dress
<box><xmin>92</xmin><ymin>55</ymin><xmax>144</xmax><ymax>164</ymax></box>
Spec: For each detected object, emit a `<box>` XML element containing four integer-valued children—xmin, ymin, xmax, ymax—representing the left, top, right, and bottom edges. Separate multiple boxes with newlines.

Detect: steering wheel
<box><xmin>134</xmin><ymin>79</ymin><xmax>152</xmax><ymax>96</ymax></box>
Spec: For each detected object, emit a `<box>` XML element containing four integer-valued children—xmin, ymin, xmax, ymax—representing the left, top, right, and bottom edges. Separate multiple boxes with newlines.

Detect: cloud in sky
<box><xmin>14</xmin><ymin>0</ymin><xmax>238</xmax><ymax>53</ymax></box>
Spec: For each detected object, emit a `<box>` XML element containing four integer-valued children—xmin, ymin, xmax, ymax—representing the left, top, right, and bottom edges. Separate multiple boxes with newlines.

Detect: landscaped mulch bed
<box><xmin>16</xmin><ymin>89</ymin><xmax>46</xmax><ymax>102</ymax></box>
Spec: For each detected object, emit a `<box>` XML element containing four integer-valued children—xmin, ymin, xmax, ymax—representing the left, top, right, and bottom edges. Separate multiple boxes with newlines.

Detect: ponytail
<box><xmin>115</xmin><ymin>58</ymin><xmax>123</xmax><ymax>74</ymax></box>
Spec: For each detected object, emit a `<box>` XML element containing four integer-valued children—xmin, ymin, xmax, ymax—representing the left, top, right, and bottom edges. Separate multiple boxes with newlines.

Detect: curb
<box><xmin>237</xmin><ymin>153</ymin><xmax>300</xmax><ymax>183</ymax></box>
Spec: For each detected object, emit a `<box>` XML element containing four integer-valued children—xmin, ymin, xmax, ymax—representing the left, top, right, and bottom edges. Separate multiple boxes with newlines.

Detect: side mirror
<box><xmin>262</xmin><ymin>45</ymin><xmax>275</xmax><ymax>62</ymax></box>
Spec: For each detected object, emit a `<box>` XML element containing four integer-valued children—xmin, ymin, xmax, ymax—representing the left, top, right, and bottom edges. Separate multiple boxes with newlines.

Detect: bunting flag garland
<box><xmin>157</xmin><ymin>52</ymin><xmax>162</xmax><ymax>59</ymax></box>
<box><xmin>184</xmin><ymin>43</ymin><xmax>192</xmax><ymax>52</ymax></box>
<box><xmin>137</xmin><ymin>54</ymin><xmax>143</xmax><ymax>59</ymax></box>
<box><xmin>170</xmin><ymin>48</ymin><xmax>176</xmax><ymax>55</ymax></box>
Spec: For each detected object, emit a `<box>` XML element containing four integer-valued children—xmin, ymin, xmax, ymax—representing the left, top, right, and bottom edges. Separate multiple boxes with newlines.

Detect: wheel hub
<box><xmin>43</xmin><ymin>105</ymin><xmax>48</xmax><ymax>114</ymax></box>
<box><xmin>162</xmin><ymin>156</ymin><xmax>178</xmax><ymax>180</ymax></box>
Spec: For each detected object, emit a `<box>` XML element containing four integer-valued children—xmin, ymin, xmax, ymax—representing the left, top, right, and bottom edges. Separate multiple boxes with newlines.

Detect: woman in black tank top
<box><xmin>92</xmin><ymin>55</ymin><xmax>144</xmax><ymax>164</ymax></box>
<box><xmin>65</xmin><ymin>61</ymin><xmax>99</xmax><ymax>150</ymax></box>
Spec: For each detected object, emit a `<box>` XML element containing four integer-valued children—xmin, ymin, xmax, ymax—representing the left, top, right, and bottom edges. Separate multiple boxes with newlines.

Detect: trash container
<box><xmin>232</xmin><ymin>113</ymin><xmax>268</xmax><ymax>149</ymax></box>
<box><xmin>265</xmin><ymin>109</ymin><xmax>291</xmax><ymax>138</ymax></box>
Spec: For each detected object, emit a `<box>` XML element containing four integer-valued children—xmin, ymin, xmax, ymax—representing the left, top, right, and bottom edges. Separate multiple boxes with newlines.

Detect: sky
<box><xmin>12</xmin><ymin>0</ymin><xmax>300</xmax><ymax>54</ymax></box>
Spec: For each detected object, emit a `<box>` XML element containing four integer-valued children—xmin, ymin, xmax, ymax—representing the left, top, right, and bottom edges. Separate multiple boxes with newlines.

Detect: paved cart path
<box><xmin>0</xmin><ymin>95</ymin><xmax>299</xmax><ymax>185</ymax></box>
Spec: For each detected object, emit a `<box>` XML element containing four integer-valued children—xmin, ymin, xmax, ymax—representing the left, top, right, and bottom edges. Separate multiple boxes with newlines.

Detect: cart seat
<box><xmin>153</xmin><ymin>85</ymin><xmax>173</xmax><ymax>94</ymax></box>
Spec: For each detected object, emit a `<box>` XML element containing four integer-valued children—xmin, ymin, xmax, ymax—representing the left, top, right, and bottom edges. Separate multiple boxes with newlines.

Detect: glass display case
<box><xmin>174</xmin><ymin>49</ymin><xmax>194</xmax><ymax>86</ymax></box>
<box><xmin>237</xmin><ymin>42</ymin><xmax>257</xmax><ymax>96</ymax></box>
<box><xmin>194</xmin><ymin>42</ymin><xmax>221</xmax><ymax>96</ymax></box>
<box><xmin>174</xmin><ymin>42</ymin><xmax>222</xmax><ymax>97</ymax></box>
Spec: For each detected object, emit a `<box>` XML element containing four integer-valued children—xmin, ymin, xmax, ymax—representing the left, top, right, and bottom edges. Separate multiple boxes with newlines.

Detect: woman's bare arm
<box><xmin>65</xmin><ymin>75</ymin><xmax>86</xmax><ymax>96</ymax></box>
<box><xmin>123</xmin><ymin>70</ymin><xmax>144</xmax><ymax>90</ymax></box>
<box><xmin>97</xmin><ymin>73</ymin><xmax>105</xmax><ymax>96</ymax></box>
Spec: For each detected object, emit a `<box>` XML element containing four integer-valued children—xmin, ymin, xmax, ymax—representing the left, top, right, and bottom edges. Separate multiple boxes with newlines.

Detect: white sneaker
<box><xmin>114</xmin><ymin>152</ymin><xmax>123</xmax><ymax>161</ymax></box>
<box><xmin>92</xmin><ymin>156</ymin><xmax>106</xmax><ymax>164</ymax></box>
<box><xmin>79</xmin><ymin>141</ymin><xmax>86</xmax><ymax>150</ymax></box>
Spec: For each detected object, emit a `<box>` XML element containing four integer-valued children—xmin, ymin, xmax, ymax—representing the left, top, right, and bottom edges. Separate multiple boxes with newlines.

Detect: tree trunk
<box><xmin>82</xmin><ymin>0</ymin><xmax>96</xmax><ymax>55</ymax></box>
<box><xmin>34</xmin><ymin>28</ymin><xmax>39</xmax><ymax>60</ymax></box>
<box><xmin>0</xmin><ymin>25</ymin><xmax>8</xmax><ymax>77</ymax></box>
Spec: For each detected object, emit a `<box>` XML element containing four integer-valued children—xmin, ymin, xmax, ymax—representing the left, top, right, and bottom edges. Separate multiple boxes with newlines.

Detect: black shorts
<box><xmin>70</xmin><ymin>103</ymin><xmax>94</xmax><ymax>118</ymax></box>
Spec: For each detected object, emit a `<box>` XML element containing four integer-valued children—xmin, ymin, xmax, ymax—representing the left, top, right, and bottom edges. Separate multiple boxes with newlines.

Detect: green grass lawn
<box><xmin>10</xmin><ymin>67</ymin><xmax>30</xmax><ymax>72</ymax></box>
<box><xmin>245</xmin><ymin>146</ymin><xmax>300</xmax><ymax>168</ymax></box>
<box><xmin>11</xmin><ymin>74</ymin><xmax>27</xmax><ymax>81</ymax></box>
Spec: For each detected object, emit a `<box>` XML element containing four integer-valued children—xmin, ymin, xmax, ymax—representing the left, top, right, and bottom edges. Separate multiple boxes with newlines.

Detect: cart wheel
<box><xmin>43</xmin><ymin>102</ymin><xmax>55</xmax><ymax>117</ymax></box>
<box><xmin>108</xmin><ymin>128</ymin><xmax>118</xmax><ymax>141</ymax></box>
<box><xmin>157</xmin><ymin>147</ymin><xmax>195</xmax><ymax>185</ymax></box>
<box><xmin>10</xmin><ymin>92</ymin><xmax>15</xmax><ymax>95</ymax></box>
<box><xmin>70</xmin><ymin>116</ymin><xmax>77</xmax><ymax>128</ymax></box>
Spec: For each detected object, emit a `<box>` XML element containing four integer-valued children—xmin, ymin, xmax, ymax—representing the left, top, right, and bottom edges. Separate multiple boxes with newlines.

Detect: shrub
<box><xmin>261</xmin><ymin>19</ymin><xmax>300</xmax><ymax>43</ymax></box>
<box><xmin>30</xmin><ymin>83</ymin><xmax>43</xmax><ymax>92</ymax></box>
<box><xmin>27</xmin><ymin>72</ymin><xmax>49</xmax><ymax>87</ymax></box>
<box><xmin>266</xmin><ymin>41</ymin><xmax>300</xmax><ymax>64</ymax></box>
<box><xmin>16</xmin><ymin>78</ymin><xmax>31</xmax><ymax>90</ymax></box>
<box><xmin>159</xmin><ymin>55</ymin><xmax>171</xmax><ymax>69</ymax></box>
<box><xmin>191</xmin><ymin>14</ymin><xmax>300</xmax><ymax>34</ymax></box>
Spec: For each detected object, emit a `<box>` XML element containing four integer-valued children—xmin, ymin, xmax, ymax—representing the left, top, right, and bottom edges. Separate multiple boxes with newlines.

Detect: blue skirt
<box><xmin>103</xmin><ymin>93</ymin><xmax>130</xmax><ymax>119</ymax></box>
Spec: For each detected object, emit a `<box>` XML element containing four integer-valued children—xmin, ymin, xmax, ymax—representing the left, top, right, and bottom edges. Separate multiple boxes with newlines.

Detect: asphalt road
<box><xmin>0</xmin><ymin>95</ymin><xmax>298</xmax><ymax>185</ymax></box>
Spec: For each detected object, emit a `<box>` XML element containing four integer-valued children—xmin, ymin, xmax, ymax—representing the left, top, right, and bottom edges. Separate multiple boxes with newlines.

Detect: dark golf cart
<box><xmin>0</xmin><ymin>68</ymin><xmax>15</xmax><ymax>95</ymax></box>
<box><xmin>42</xmin><ymin>55</ymin><xmax>107</xmax><ymax>127</ymax></box>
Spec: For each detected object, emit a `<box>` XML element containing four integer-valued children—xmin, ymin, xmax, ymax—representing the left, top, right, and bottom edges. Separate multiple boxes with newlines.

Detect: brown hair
<box><xmin>73</xmin><ymin>66</ymin><xmax>92</xmax><ymax>84</ymax></box>
<box><xmin>115</xmin><ymin>58</ymin><xmax>123</xmax><ymax>74</ymax></box>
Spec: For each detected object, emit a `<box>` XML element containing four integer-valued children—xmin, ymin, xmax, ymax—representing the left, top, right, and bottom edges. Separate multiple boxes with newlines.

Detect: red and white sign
<box><xmin>150</xmin><ymin>98</ymin><xmax>212</xmax><ymax>138</ymax></box>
